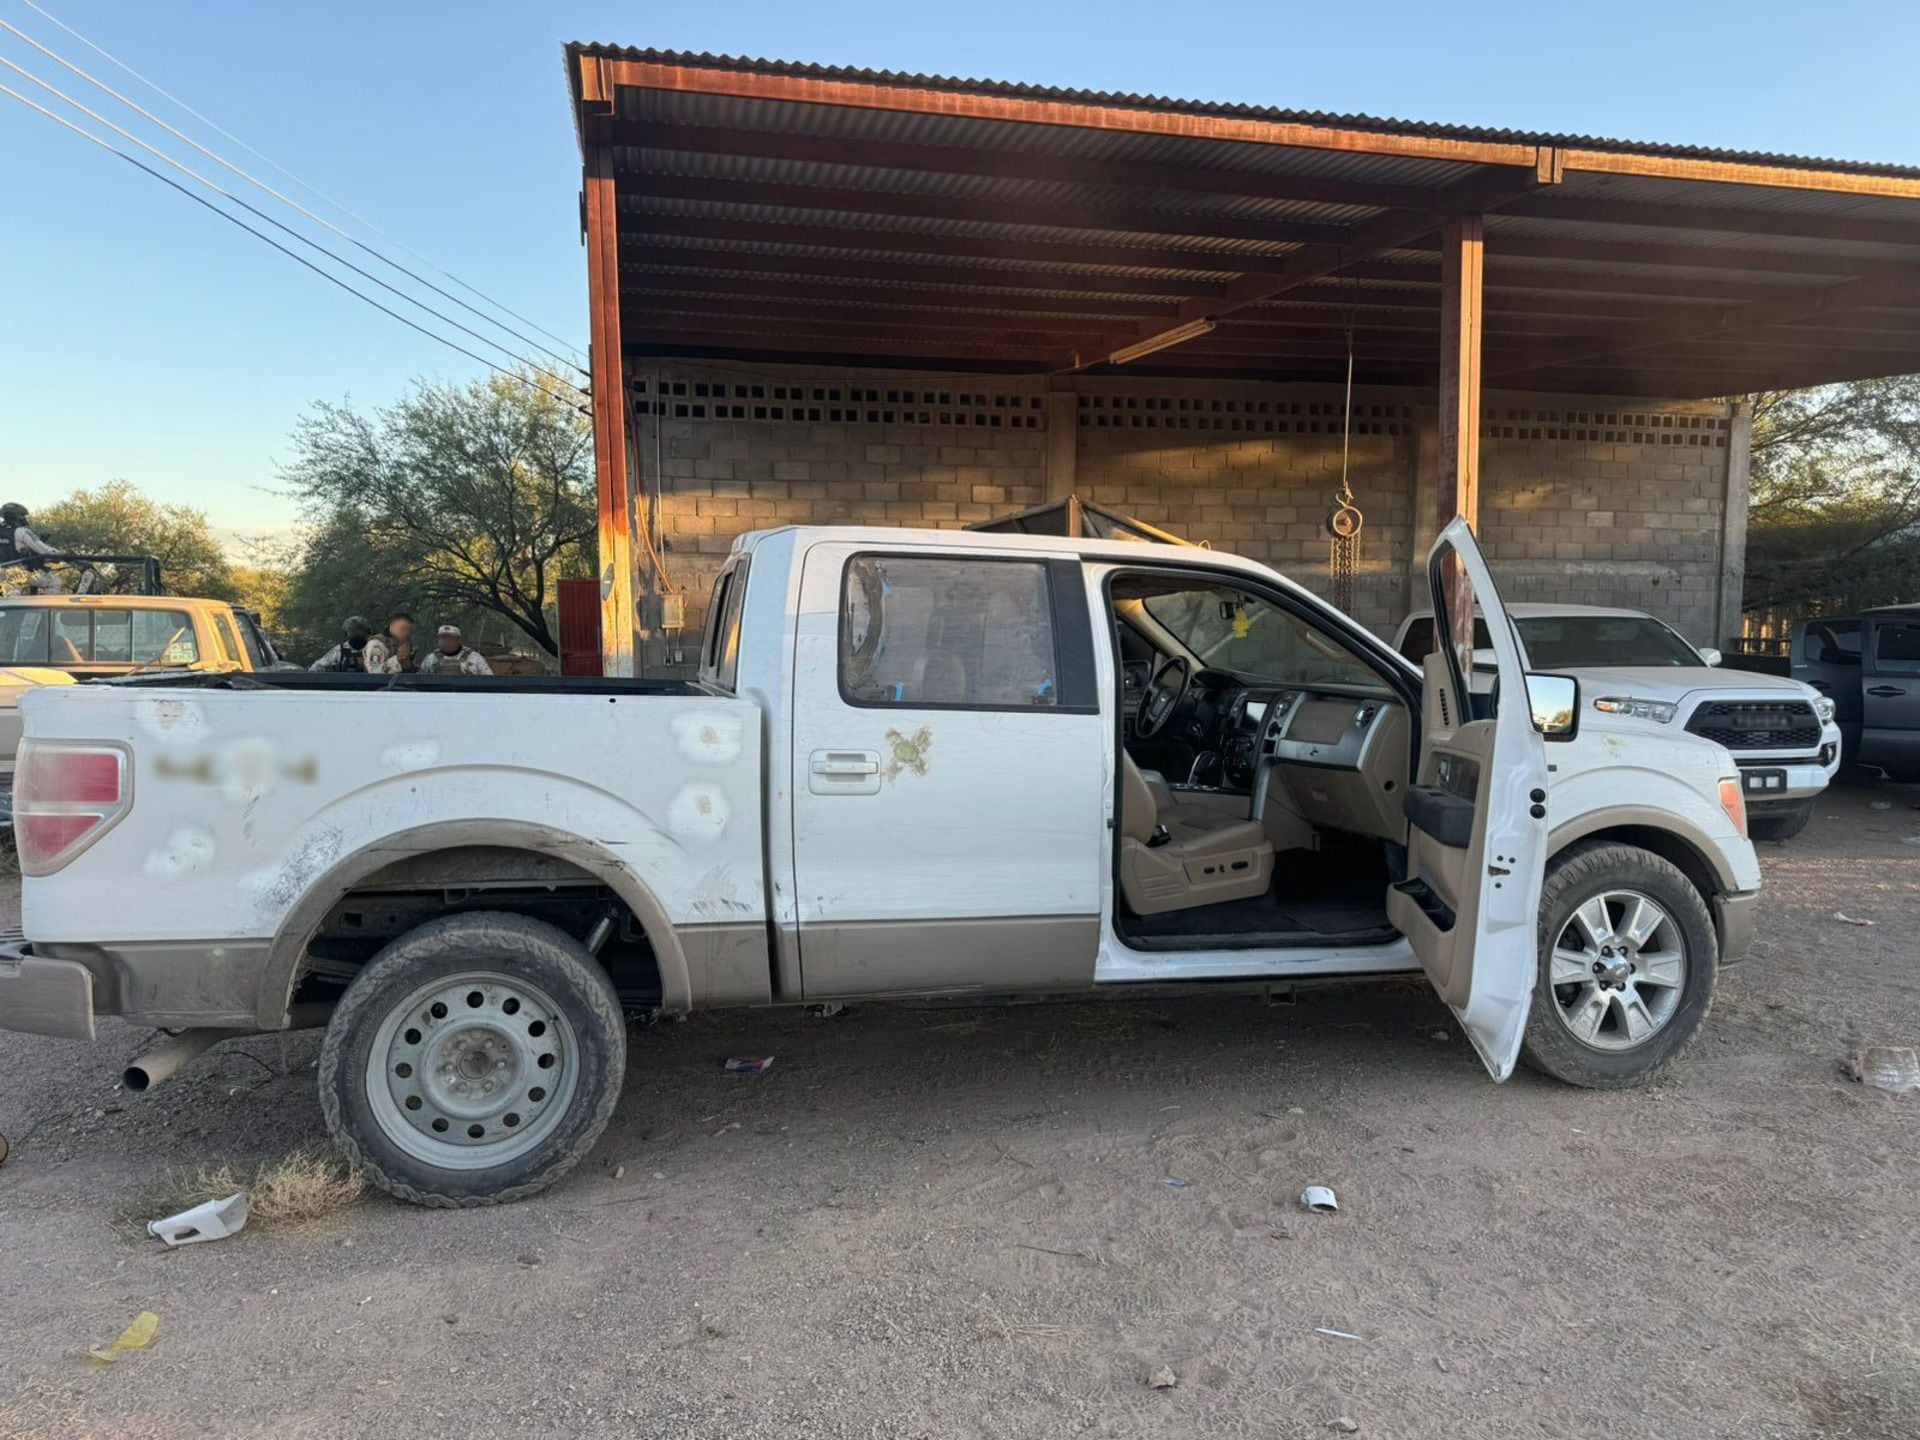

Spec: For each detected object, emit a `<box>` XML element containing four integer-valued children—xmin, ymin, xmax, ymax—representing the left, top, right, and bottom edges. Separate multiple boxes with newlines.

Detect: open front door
<box><xmin>1386</xmin><ymin>518</ymin><xmax>1550</xmax><ymax>1080</ymax></box>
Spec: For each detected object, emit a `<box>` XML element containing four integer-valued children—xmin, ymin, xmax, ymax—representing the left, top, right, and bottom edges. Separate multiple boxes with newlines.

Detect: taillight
<box><xmin>14</xmin><ymin>740</ymin><xmax>132</xmax><ymax>875</ymax></box>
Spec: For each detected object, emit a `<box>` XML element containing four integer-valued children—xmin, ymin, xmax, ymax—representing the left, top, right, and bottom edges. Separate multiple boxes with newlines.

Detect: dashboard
<box><xmin>1205</xmin><ymin>680</ymin><xmax>1411</xmax><ymax>843</ymax></box>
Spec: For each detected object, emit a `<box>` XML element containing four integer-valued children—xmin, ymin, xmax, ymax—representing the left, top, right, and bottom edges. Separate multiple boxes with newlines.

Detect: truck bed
<box><xmin>16</xmin><ymin>677</ymin><xmax>766</xmax><ymax>1027</ymax></box>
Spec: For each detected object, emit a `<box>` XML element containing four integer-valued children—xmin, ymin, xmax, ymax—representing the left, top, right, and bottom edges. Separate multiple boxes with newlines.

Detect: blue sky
<box><xmin>4</xmin><ymin>0</ymin><xmax>1918</xmax><ymax>533</ymax></box>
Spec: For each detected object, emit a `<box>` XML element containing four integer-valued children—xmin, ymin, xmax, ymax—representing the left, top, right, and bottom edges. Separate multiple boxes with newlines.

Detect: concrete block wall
<box><xmin>629</xmin><ymin>364</ymin><xmax>1736</xmax><ymax>673</ymax></box>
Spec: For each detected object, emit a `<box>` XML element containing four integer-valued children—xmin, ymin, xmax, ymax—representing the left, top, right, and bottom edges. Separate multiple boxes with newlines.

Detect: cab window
<box><xmin>841</xmin><ymin>555</ymin><xmax>1061</xmax><ymax>709</ymax></box>
<box><xmin>235</xmin><ymin>612</ymin><xmax>273</xmax><ymax>667</ymax></box>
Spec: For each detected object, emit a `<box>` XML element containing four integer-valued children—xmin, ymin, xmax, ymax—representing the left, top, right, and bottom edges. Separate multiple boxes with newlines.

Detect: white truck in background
<box><xmin>1394</xmin><ymin>603</ymin><xmax>1841</xmax><ymax>841</ymax></box>
<box><xmin>1</xmin><ymin>521</ymin><xmax>1760</xmax><ymax>1207</ymax></box>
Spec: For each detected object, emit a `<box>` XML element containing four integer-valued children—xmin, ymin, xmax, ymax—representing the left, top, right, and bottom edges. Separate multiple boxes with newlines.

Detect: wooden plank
<box><xmin>584</xmin><ymin>148</ymin><xmax>636</xmax><ymax>678</ymax></box>
<box><xmin>597</xmin><ymin>57</ymin><xmax>1542</xmax><ymax>169</ymax></box>
<box><xmin>1560</xmin><ymin>147</ymin><xmax>1920</xmax><ymax>203</ymax></box>
<box><xmin>1438</xmin><ymin>215</ymin><xmax>1484</xmax><ymax>650</ymax></box>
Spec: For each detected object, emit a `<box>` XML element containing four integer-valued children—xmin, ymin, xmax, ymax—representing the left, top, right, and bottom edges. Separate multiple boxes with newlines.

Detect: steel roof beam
<box><xmin>1060</xmin><ymin>162</ymin><xmax>1553</xmax><ymax>372</ymax></box>
<box><xmin>1504</xmin><ymin>192</ymin><xmax>1920</xmax><ymax>249</ymax></box>
<box><xmin>620</xmin><ymin>173</ymin><xmax>1361</xmax><ymax>246</ymax></box>
<box><xmin>608</xmin><ymin>120</ymin><xmax>1442</xmax><ymax>211</ymax></box>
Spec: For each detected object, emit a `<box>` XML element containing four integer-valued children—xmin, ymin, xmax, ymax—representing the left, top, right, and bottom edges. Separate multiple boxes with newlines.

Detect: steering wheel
<box><xmin>1135</xmin><ymin>655</ymin><xmax>1191</xmax><ymax>739</ymax></box>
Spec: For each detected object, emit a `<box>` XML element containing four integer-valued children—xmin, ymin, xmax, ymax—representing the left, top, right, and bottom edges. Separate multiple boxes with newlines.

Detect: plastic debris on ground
<box><xmin>1148</xmin><ymin>1365</ymin><xmax>1178</xmax><ymax>1389</ymax></box>
<box><xmin>1161</xmin><ymin>1177</ymin><xmax>1193</xmax><ymax>1189</ymax></box>
<box><xmin>1315</xmin><ymin>1327</ymin><xmax>1362</xmax><ymax>1341</ymax></box>
<box><xmin>1870</xmin><ymin>800</ymin><xmax>1893</xmax><ymax>810</ymax></box>
<box><xmin>147</xmin><ymin>1193</ymin><xmax>249</xmax><ymax>1247</ymax></box>
<box><xmin>1833</xmin><ymin>912</ymin><xmax>1876</xmax><ymax>926</ymax></box>
<box><xmin>1332</xmin><ymin>1418</ymin><xmax>1361</xmax><ymax>1434</ymax></box>
<box><xmin>1300</xmin><ymin>1185</ymin><xmax>1339</xmax><ymax>1214</ymax></box>
<box><xmin>87</xmin><ymin>1311</ymin><xmax>159</xmax><ymax>1365</ymax></box>
<box><xmin>1845</xmin><ymin>1045</ymin><xmax>1920</xmax><ymax>1094</ymax></box>
<box><xmin>723</xmin><ymin>1056</ymin><xmax>774</xmax><ymax>1077</ymax></box>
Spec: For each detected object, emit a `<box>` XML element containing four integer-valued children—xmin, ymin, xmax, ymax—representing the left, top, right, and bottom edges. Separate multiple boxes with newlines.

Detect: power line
<box><xmin>2</xmin><ymin>9</ymin><xmax>589</xmax><ymax>376</ymax></box>
<box><xmin>0</xmin><ymin>79</ymin><xmax>584</xmax><ymax>409</ymax></box>
<box><xmin>0</xmin><ymin>54</ymin><xmax>587</xmax><ymax>403</ymax></box>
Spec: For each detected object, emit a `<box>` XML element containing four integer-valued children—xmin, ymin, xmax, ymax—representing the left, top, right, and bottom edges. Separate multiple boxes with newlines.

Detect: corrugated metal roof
<box><xmin>569</xmin><ymin>43</ymin><xmax>1920</xmax><ymax>396</ymax></box>
<box><xmin>576</xmin><ymin>43</ymin><xmax>1920</xmax><ymax>180</ymax></box>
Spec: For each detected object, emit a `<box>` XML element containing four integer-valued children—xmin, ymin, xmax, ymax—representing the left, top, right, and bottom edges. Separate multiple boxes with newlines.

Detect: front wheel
<box><xmin>318</xmin><ymin>911</ymin><xmax>626</xmax><ymax>1207</ymax></box>
<box><xmin>1520</xmin><ymin>844</ymin><xmax>1718</xmax><ymax>1089</ymax></box>
<box><xmin>1749</xmin><ymin>802</ymin><xmax>1813</xmax><ymax>843</ymax></box>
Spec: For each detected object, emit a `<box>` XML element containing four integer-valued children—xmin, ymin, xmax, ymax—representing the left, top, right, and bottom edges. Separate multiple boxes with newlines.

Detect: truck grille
<box><xmin>1684</xmin><ymin>700</ymin><xmax>1821</xmax><ymax>751</ymax></box>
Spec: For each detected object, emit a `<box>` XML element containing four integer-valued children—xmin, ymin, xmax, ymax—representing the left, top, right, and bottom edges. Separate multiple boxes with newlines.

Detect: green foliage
<box><xmin>277</xmin><ymin>371</ymin><xmax>595</xmax><ymax>659</ymax></box>
<box><xmin>33</xmin><ymin>480</ymin><xmax>238</xmax><ymax>600</ymax></box>
<box><xmin>1743</xmin><ymin>378</ymin><xmax>1920</xmax><ymax>616</ymax></box>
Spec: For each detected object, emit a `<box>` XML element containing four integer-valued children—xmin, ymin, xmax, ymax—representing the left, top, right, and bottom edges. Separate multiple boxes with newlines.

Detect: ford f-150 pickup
<box><xmin>0</xmin><ymin>520</ymin><xmax>1761</xmax><ymax>1206</ymax></box>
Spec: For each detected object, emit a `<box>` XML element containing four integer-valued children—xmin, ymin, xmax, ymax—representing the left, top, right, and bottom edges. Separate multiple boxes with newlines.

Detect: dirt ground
<box><xmin>3</xmin><ymin>784</ymin><xmax>1920</xmax><ymax>1440</ymax></box>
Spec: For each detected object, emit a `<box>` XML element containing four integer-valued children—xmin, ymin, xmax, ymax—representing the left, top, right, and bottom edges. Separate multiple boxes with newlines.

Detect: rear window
<box><xmin>32</xmin><ymin>608</ymin><xmax>199</xmax><ymax>665</ymax></box>
<box><xmin>0</xmin><ymin>609</ymin><xmax>50</xmax><ymax>664</ymax></box>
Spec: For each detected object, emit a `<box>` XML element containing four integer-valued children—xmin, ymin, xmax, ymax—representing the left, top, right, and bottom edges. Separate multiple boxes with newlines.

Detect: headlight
<box><xmin>1813</xmin><ymin>696</ymin><xmax>1836</xmax><ymax>723</ymax></box>
<box><xmin>1593</xmin><ymin>696</ymin><xmax>1677</xmax><ymax>724</ymax></box>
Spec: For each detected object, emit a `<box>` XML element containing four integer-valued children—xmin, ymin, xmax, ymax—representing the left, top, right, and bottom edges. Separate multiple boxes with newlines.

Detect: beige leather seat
<box><xmin>1119</xmin><ymin>753</ymin><xmax>1274</xmax><ymax>915</ymax></box>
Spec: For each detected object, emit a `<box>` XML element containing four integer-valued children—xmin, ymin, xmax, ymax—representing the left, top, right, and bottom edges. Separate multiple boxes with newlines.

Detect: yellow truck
<box><xmin>0</xmin><ymin>592</ymin><xmax>286</xmax><ymax>824</ymax></box>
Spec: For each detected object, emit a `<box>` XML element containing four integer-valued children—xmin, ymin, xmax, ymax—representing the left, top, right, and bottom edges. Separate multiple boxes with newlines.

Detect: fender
<box><xmin>1547</xmin><ymin>804</ymin><xmax>1742</xmax><ymax>894</ymax></box>
<box><xmin>255</xmin><ymin>818</ymin><xmax>694</xmax><ymax>1027</ymax></box>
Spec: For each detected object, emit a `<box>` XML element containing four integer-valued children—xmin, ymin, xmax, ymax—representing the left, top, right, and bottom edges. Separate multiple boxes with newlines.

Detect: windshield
<box><xmin>1516</xmin><ymin>615</ymin><xmax>1703</xmax><ymax>669</ymax></box>
<box><xmin>1142</xmin><ymin>588</ymin><xmax>1381</xmax><ymax>688</ymax></box>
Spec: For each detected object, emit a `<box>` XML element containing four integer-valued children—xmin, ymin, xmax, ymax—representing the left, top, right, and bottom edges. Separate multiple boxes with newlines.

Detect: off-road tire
<box><xmin>1748</xmin><ymin>803</ymin><xmax>1813</xmax><ymax>843</ymax></box>
<box><xmin>318</xmin><ymin>912</ymin><xmax>625</xmax><ymax>1208</ymax></box>
<box><xmin>1520</xmin><ymin>843</ymin><xmax>1718</xmax><ymax>1089</ymax></box>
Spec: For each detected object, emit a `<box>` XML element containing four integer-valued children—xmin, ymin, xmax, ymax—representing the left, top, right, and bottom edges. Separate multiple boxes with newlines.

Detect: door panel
<box><xmin>1865</xmin><ymin>619</ymin><xmax>1920</xmax><ymax>774</ymax></box>
<box><xmin>1385</xmin><ymin>518</ymin><xmax>1551</xmax><ymax>1080</ymax></box>
<box><xmin>788</xmin><ymin>543</ymin><xmax>1108</xmax><ymax>998</ymax></box>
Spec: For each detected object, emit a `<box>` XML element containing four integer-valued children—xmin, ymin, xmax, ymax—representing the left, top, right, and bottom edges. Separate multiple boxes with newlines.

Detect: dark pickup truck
<box><xmin>1770</xmin><ymin>605</ymin><xmax>1920</xmax><ymax>780</ymax></box>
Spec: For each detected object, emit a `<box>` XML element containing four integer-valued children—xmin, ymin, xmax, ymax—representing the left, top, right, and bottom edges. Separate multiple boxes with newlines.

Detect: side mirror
<box><xmin>1526</xmin><ymin>673</ymin><xmax>1579</xmax><ymax>740</ymax></box>
<box><xmin>1698</xmin><ymin>647</ymin><xmax>1723</xmax><ymax>667</ymax></box>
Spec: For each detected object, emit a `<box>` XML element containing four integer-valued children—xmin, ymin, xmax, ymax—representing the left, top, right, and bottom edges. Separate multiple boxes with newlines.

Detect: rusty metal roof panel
<box><xmin>574</xmin><ymin>43</ymin><xmax>1920</xmax><ymax>180</ymax></box>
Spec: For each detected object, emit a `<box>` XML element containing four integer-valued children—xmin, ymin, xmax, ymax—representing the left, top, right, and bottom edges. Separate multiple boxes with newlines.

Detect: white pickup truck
<box><xmin>1</xmin><ymin>521</ymin><xmax>1760</xmax><ymax>1206</ymax></box>
<box><xmin>1393</xmin><ymin>603</ymin><xmax>1842</xmax><ymax>841</ymax></box>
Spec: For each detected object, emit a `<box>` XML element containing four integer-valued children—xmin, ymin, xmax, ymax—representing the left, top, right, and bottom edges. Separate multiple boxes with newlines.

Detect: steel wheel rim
<box><xmin>364</xmin><ymin>970</ymin><xmax>581</xmax><ymax>1170</ymax></box>
<box><xmin>1547</xmin><ymin>889</ymin><xmax>1688</xmax><ymax>1053</ymax></box>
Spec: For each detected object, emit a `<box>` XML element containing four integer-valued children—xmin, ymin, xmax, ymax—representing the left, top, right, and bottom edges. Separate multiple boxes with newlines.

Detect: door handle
<box><xmin>811</xmin><ymin>752</ymin><xmax>879</xmax><ymax>777</ymax></box>
<box><xmin>808</xmin><ymin>749</ymin><xmax>882</xmax><ymax>796</ymax></box>
<box><xmin>1868</xmin><ymin>685</ymin><xmax>1906</xmax><ymax>698</ymax></box>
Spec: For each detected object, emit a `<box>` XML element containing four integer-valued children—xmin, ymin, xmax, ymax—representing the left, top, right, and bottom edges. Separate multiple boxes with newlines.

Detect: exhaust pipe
<box><xmin>123</xmin><ymin>1002</ymin><xmax>335</xmax><ymax>1093</ymax></box>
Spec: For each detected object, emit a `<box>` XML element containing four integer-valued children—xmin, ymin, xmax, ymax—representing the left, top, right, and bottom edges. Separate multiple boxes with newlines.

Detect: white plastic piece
<box><xmin>148</xmin><ymin>1193</ymin><xmax>250</xmax><ymax>1246</ymax></box>
<box><xmin>1300</xmin><ymin>1185</ymin><xmax>1339</xmax><ymax>1214</ymax></box>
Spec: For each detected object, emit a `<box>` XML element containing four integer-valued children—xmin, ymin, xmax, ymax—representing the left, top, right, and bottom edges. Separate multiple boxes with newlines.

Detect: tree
<box><xmin>1741</xmin><ymin>378</ymin><xmax>1920</xmax><ymax>617</ymax></box>
<box><xmin>34</xmin><ymin>480</ymin><xmax>238</xmax><ymax>599</ymax></box>
<box><xmin>280</xmin><ymin>371</ymin><xmax>595</xmax><ymax>655</ymax></box>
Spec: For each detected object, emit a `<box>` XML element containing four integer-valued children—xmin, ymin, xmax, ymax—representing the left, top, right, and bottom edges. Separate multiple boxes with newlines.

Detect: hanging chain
<box><xmin>1326</xmin><ymin>318</ymin><xmax>1364</xmax><ymax>613</ymax></box>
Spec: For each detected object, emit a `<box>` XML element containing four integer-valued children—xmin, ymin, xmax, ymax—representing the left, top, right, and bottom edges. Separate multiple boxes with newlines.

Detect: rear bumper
<box><xmin>1714</xmin><ymin>890</ymin><xmax>1760</xmax><ymax>966</ymax></box>
<box><xmin>0</xmin><ymin>936</ymin><xmax>96</xmax><ymax>1040</ymax></box>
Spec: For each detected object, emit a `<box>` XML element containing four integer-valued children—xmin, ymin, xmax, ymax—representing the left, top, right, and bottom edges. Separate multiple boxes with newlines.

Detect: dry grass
<box><xmin>114</xmin><ymin>1145</ymin><xmax>364</xmax><ymax>1237</ymax></box>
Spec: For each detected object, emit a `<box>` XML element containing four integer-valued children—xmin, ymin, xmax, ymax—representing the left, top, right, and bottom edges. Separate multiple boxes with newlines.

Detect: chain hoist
<box><xmin>1325</xmin><ymin>321</ymin><xmax>1364</xmax><ymax>613</ymax></box>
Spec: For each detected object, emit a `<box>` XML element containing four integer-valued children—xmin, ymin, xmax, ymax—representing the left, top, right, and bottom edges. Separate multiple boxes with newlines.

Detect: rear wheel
<box><xmin>318</xmin><ymin>912</ymin><xmax>626</xmax><ymax>1207</ymax></box>
<box><xmin>1521</xmin><ymin>844</ymin><xmax>1717</xmax><ymax>1089</ymax></box>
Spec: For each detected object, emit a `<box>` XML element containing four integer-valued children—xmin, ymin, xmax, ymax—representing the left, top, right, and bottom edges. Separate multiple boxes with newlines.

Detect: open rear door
<box><xmin>1386</xmin><ymin>517</ymin><xmax>1550</xmax><ymax>1080</ymax></box>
